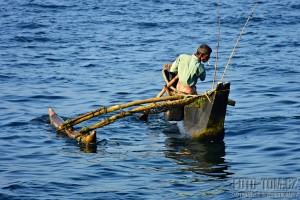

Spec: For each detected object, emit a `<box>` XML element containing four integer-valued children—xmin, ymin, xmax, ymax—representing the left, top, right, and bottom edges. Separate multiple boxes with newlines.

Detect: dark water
<box><xmin>1</xmin><ymin>0</ymin><xmax>299</xmax><ymax>199</ymax></box>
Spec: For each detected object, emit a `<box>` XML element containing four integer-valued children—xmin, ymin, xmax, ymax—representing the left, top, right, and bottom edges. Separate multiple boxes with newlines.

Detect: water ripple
<box><xmin>1</xmin><ymin>0</ymin><xmax>300</xmax><ymax>199</ymax></box>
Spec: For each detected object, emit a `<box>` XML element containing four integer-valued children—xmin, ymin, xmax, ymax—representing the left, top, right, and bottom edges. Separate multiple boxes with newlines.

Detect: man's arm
<box><xmin>198</xmin><ymin>64</ymin><xmax>206</xmax><ymax>81</ymax></box>
<box><xmin>170</xmin><ymin>55</ymin><xmax>180</xmax><ymax>73</ymax></box>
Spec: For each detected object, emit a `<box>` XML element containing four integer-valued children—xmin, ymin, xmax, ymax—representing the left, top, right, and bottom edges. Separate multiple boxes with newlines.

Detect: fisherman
<box><xmin>170</xmin><ymin>44</ymin><xmax>212</xmax><ymax>94</ymax></box>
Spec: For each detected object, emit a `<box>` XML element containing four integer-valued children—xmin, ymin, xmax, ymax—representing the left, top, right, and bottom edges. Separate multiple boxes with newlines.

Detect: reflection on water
<box><xmin>57</xmin><ymin>116</ymin><xmax>233</xmax><ymax>180</ymax></box>
<box><xmin>164</xmin><ymin>128</ymin><xmax>233</xmax><ymax>179</ymax></box>
<box><xmin>78</xmin><ymin>143</ymin><xmax>98</xmax><ymax>153</ymax></box>
<box><xmin>54</xmin><ymin>128</ymin><xmax>99</xmax><ymax>153</ymax></box>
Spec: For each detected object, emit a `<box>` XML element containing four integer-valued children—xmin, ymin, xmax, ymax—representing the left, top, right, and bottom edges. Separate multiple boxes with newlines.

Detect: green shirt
<box><xmin>170</xmin><ymin>54</ymin><xmax>206</xmax><ymax>86</ymax></box>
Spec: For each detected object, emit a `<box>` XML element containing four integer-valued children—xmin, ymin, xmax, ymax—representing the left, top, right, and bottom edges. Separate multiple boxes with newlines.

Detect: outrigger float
<box><xmin>49</xmin><ymin>108</ymin><xmax>97</xmax><ymax>144</ymax></box>
<box><xmin>49</xmin><ymin>64</ymin><xmax>235</xmax><ymax>144</ymax></box>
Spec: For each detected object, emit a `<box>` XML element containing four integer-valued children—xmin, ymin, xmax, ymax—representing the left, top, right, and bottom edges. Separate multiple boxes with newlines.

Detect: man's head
<box><xmin>196</xmin><ymin>44</ymin><xmax>212</xmax><ymax>63</ymax></box>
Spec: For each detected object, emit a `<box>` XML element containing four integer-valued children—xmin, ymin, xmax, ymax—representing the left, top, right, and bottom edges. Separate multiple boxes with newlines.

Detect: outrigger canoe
<box><xmin>49</xmin><ymin>108</ymin><xmax>96</xmax><ymax>144</ymax></box>
<box><xmin>48</xmin><ymin>64</ymin><xmax>233</xmax><ymax>144</ymax></box>
<box><xmin>162</xmin><ymin>64</ymin><xmax>233</xmax><ymax>142</ymax></box>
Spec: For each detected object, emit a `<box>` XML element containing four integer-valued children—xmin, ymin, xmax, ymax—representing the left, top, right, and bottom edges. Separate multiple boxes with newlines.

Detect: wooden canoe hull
<box><xmin>183</xmin><ymin>82</ymin><xmax>230</xmax><ymax>142</ymax></box>
<box><xmin>162</xmin><ymin>66</ymin><xmax>231</xmax><ymax>142</ymax></box>
<box><xmin>49</xmin><ymin>108</ymin><xmax>97</xmax><ymax>144</ymax></box>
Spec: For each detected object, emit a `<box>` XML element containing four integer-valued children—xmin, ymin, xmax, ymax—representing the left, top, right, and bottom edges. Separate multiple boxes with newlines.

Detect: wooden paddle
<box><xmin>138</xmin><ymin>74</ymin><xmax>179</xmax><ymax>121</ymax></box>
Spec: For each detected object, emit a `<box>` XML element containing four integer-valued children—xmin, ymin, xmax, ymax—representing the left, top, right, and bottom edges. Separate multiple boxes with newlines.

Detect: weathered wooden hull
<box><xmin>49</xmin><ymin>108</ymin><xmax>97</xmax><ymax>144</ymax></box>
<box><xmin>162</xmin><ymin>67</ymin><xmax>231</xmax><ymax>142</ymax></box>
<box><xmin>183</xmin><ymin>82</ymin><xmax>230</xmax><ymax>142</ymax></box>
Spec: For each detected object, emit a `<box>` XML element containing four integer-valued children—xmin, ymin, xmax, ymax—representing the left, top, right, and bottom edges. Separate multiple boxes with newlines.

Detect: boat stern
<box><xmin>184</xmin><ymin>82</ymin><xmax>230</xmax><ymax>142</ymax></box>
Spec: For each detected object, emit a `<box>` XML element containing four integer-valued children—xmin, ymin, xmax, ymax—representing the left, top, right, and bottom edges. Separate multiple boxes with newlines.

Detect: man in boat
<box><xmin>170</xmin><ymin>44</ymin><xmax>212</xmax><ymax>94</ymax></box>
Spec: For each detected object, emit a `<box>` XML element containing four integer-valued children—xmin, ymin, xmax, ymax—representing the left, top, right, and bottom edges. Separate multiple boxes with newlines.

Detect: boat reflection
<box><xmin>78</xmin><ymin>143</ymin><xmax>98</xmax><ymax>153</ymax></box>
<box><xmin>164</xmin><ymin>132</ymin><xmax>232</xmax><ymax>179</ymax></box>
<box><xmin>55</xmin><ymin>131</ymin><xmax>98</xmax><ymax>153</ymax></box>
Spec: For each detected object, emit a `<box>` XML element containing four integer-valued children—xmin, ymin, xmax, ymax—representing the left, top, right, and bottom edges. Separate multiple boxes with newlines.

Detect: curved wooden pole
<box><xmin>138</xmin><ymin>75</ymin><xmax>178</xmax><ymax>120</ymax></box>
<box><xmin>57</xmin><ymin>94</ymin><xmax>182</xmax><ymax>131</ymax></box>
<box><xmin>85</xmin><ymin>95</ymin><xmax>198</xmax><ymax>132</ymax></box>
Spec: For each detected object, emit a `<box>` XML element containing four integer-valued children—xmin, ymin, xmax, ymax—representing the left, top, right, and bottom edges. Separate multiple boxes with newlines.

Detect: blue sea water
<box><xmin>0</xmin><ymin>0</ymin><xmax>299</xmax><ymax>199</ymax></box>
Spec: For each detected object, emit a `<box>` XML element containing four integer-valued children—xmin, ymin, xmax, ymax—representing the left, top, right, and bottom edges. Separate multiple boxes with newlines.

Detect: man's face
<box><xmin>200</xmin><ymin>54</ymin><xmax>210</xmax><ymax>63</ymax></box>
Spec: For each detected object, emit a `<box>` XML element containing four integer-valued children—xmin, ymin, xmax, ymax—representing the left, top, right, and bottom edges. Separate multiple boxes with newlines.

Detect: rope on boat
<box><xmin>219</xmin><ymin>0</ymin><xmax>260</xmax><ymax>83</ymax></box>
<box><xmin>204</xmin><ymin>91</ymin><xmax>212</xmax><ymax>103</ymax></box>
<box><xmin>212</xmin><ymin>0</ymin><xmax>221</xmax><ymax>89</ymax></box>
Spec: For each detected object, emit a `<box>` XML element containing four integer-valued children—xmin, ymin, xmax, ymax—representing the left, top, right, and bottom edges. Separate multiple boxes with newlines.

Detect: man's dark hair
<box><xmin>197</xmin><ymin>44</ymin><xmax>212</xmax><ymax>54</ymax></box>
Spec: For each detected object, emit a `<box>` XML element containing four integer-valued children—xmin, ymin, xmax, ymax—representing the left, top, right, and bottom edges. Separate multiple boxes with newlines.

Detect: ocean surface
<box><xmin>1</xmin><ymin>0</ymin><xmax>299</xmax><ymax>199</ymax></box>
